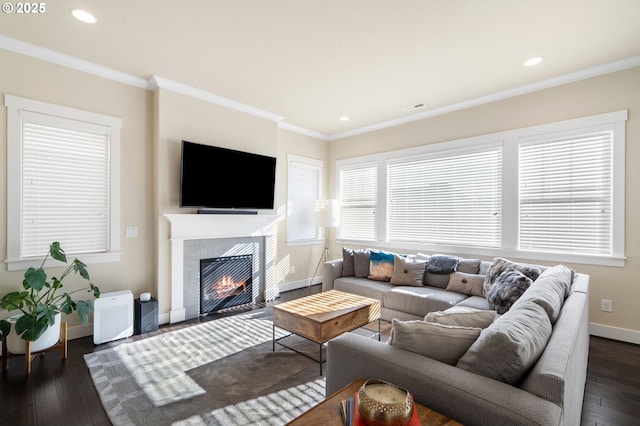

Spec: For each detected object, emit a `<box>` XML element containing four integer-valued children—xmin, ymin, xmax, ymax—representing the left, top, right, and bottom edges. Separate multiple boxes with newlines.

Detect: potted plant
<box><xmin>0</xmin><ymin>242</ymin><xmax>100</xmax><ymax>352</ymax></box>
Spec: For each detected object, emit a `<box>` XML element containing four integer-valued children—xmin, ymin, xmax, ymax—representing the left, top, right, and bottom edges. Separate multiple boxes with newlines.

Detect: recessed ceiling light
<box><xmin>339</xmin><ymin>116</ymin><xmax>350</xmax><ymax>121</ymax></box>
<box><xmin>71</xmin><ymin>9</ymin><xmax>96</xmax><ymax>24</ymax></box>
<box><xmin>524</xmin><ymin>57</ymin><xmax>543</xmax><ymax>67</ymax></box>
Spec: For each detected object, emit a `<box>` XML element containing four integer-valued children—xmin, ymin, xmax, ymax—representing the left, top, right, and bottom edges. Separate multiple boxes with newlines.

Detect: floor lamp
<box><xmin>309</xmin><ymin>200</ymin><xmax>339</xmax><ymax>288</ymax></box>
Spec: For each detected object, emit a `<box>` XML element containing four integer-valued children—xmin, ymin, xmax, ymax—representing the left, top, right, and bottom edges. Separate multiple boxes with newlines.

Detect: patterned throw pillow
<box><xmin>368</xmin><ymin>250</ymin><xmax>395</xmax><ymax>282</ymax></box>
<box><xmin>486</xmin><ymin>269</ymin><xmax>533</xmax><ymax>314</ymax></box>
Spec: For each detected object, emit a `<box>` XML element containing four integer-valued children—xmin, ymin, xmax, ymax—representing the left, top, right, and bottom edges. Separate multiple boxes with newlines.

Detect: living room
<box><xmin>1</xmin><ymin>1</ymin><xmax>640</xmax><ymax>425</ymax></box>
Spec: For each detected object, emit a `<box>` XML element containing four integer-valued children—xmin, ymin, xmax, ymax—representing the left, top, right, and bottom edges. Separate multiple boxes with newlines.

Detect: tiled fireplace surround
<box><xmin>164</xmin><ymin>214</ymin><xmax>279</xmax><ymax>323</ymax></box>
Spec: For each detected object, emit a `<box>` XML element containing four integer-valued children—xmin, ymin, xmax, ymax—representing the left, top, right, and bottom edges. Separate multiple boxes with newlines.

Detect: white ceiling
<box><xmin>2</xmin><ymin>0</ymin><xmax>640</xmax><ymax>140</ymax></box>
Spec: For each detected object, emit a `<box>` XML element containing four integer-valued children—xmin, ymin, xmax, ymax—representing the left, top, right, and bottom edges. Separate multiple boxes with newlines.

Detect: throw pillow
<box><xmin>389</xmin><ymin>319</ymin><xmax>481</xmax><ymax>365</ymax></box>
<box><xmin>342</xmin><ymin>247</ymin><xmax>355</xmax><ymax>277</ymax></box>
<box><xmin>457</xmin><ymin>259</ymin><xmax>481</xmax><ymax>274</ymax></box>
<box><xmin>427</xmin><ymin>255</ymin><xmax>459</xmax><ymax>274</ymax></box>
<box><xmin>446</xmin><ymin>272</ymin><xmax>485</xmax><ymax>297</ymax></box>
<box><xmin>511</xmin><ymin>265</ymin><xmax>573</xmax><ymax>324</ymax></box>
<box><xmin>486</xmin><ymin>269</ymin><xmax>533</xmax><ymax>314</ymax></box>
<box><xmin>425</xmin><ymin>306</ymin><xmax>496</xmax><ymax>329</ymax></box>
<box><xmin>483</xmin><ymin>257</ymin><xmax>541</xmax><ymax>296</ymax></box>
<box><xmin>456</xmin><ymin>302</ymin><xmax>552</xmax><ymax>385</ymax></box>
<box><xmin>353</xmin><ymin>249</ymin><xmax>371</xmax><ymax>278</ymax></box>
<box><xmin>390</xmin><ymin>254</ymin><xmax>427</xmax><ymax>286</ymax></box>
<box><xmin>368</xmin><ymin>250</ymin><xmax>395</xmax><ymax>282</ymax></box>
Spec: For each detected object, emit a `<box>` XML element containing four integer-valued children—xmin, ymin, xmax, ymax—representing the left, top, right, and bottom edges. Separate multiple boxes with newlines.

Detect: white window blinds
<box><xmin>21</xmin><ymin>113</ymin><xmax>111</xmax><ymax>257</ymax></box>
<box><xmin>519</xmin><ymin>131</ymin><xmax>612</xmax><ymax>255</ymax></box>
<box><xmin>287</xmin><ymin>157</ymin><xmax>321</xmax><ymax>242</ymax></box>
<box><xmin>387</xmin><ymin>146</ymin><xmax>502</xmax><ymax>246</ymax></box>
<box><xmin>338</xmin><ymin>163</ymin><xmax>377</xmax><ymax>240</ymax></box>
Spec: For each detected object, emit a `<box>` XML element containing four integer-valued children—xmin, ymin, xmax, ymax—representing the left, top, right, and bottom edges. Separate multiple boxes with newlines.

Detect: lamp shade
<box><xmin>318</xmin><ymin>199</ymin><xmax>340</xmax><ymax>228</ymax></box>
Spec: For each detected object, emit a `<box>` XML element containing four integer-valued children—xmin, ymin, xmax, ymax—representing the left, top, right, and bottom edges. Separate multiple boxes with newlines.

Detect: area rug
<box><xmin>84</xmin><ymin>310</ymin><xmax>326</xmax><ymax>425</ymax></box>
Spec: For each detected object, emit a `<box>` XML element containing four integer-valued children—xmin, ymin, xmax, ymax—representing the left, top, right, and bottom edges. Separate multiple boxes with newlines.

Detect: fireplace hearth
<box><xmin>200</xmin><ymin>254</ymin><xmax>253</xmax><ymax>314</ymax></box>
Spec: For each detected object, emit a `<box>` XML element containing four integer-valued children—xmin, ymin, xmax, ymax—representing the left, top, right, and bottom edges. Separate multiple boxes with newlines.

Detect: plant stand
<box><xmin>2</xmin><ymin>322</ymin><xmax>68</xmax><ymax>375</ymax></box>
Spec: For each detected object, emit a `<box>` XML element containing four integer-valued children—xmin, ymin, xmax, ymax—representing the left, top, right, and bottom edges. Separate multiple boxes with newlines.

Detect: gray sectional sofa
<box><xmin>323</xmin><ymin>249</ymin><xmax>590</xmax><ymax>426</ymax></box>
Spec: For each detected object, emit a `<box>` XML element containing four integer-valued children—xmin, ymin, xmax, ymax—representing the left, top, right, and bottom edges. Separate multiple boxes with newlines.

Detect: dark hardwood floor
<box><xmin>2</xmin><ymin>286</ymin><xmax>639</xmax><ymax>425</ymax></box>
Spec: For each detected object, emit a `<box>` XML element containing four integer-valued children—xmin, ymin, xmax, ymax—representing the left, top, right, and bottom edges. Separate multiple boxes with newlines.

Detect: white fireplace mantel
<box><xmin>164</xmin><ymin>213</ymin><xmax>278</xmax><ymax>240</ymax></box>
<box><xmin>163</xmin><ymin>213</ymin><xmax>279</xmax><ymax>323</ymax></box>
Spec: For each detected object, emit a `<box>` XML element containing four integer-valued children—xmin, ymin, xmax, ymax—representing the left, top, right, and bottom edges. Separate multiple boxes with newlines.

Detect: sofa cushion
<box><xmin>384</xmin><ymin>286</ymin><xmax>468</xmax><ymax>317</ymax></box>
<box><xmin>446</xmin><ymin>272</ymin><xmax>485</xmax><ymax>297</ymax></box>
<box><xmin>334</xmin><ymin>277</ymin><xmax>393</xmax><ymax>301</ymax></box>
<box><xmin>456</xmin><ymin>295</ymin><xmax>492</xmax><ymax>310</ymax></box>
<box><xmin>427</xmin><ymin>255</ymin><xmax>459</xmax><ymax>274</ymax></box>
<box><xmin>483</xmin><ymin>257</ymin><xmax>542</xmax><ymax>296</ymax></box>
<box><xmin>486</xmin><ymin>269</ymin><xmax>533</xmax><ymax>314</ymax></box>
<box><xmin>342</xmin><ymin>247</ymin><xmax>355</xmax><ymax>277</ymax></box>
<box><xmin>456</xmin><ymin>301</ymin><xmax>552</xmax><ymax>385</ymax></box>
<box><xmin>389</xmin><ymin>319</ymin><xmax>481</xmax><ymax>365</ymax></box>
<box><xmin>426</xmin><ymin>306</ymin><xmax>496</xmax><ymax>329</ymax></box>
<box><xmin>512</xmin><ymin>264</ymin><xmax>572</xmax><ymax>323</ymax></box>
<box><xmin>353</xmin><ymin>249</ymin><xmax>371</xmax><ymax>278</ymax></box>
<box><xmin>424</xmin><ymin>272</ymin><xmax>451</xmax><ymax>289</ymax></box>
<box><xmin>368</xmin><ymin>249</ymin><xmax>395</xmax><ymax>282</ymax></box>
<box><xmin>390</xmin><ymin>254</ymin><xmax>427</xmax><ymax>286</ymax></box>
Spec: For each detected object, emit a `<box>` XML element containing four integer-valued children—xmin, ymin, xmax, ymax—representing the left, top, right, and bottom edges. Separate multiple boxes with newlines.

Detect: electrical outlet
<box><xmin>601</xmin><ymin>299</ymin><xmax>613</xmax><ymax>312</ymax></box>
<box><xmin>290</xmin><ymin>266</ymin><xmax>296</xmax><ymax>274</ymax></box>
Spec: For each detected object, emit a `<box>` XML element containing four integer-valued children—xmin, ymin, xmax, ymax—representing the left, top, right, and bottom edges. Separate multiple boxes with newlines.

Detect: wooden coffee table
<box><xmin>273</xmin><ymin>290</ymin><xmax>381</xmax><ymax>375</ymax></box>
<box><xmin>287</xmin><ymin>377</ymin><xmax>462</xmax><ymax>425</ymax></box>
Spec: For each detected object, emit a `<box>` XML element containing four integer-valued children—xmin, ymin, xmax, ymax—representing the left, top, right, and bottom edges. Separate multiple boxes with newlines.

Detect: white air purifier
<box><xmin>93</xmin><ymin>290</ymin><xmax>134</xmax><ymax>344</ymax></box>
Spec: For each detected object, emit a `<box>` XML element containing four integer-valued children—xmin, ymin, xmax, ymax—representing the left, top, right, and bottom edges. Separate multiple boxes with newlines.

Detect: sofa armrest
<box><xmin>326</xmin><ymin>333</ymin><xmax>562</xmax><ymax>426</ymax></box>
<box><xmin>322</xmin><ymin>259</ymin><xmax>344</xmax><ymax>292</ymax></box>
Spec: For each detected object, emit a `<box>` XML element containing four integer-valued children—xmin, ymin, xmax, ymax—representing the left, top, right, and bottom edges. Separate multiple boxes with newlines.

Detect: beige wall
<box><xmin>276</xmin><ymin>128</ymin><xmax>330</xmax><ymax>290</ymax></box>
<box><xmin>0</xmin><ymin>50</ymin><xmax>155</xmax><ymax>338</ymax></box>
<box><xmin>328</xmin><ymin>66</ymin><xmax>640</xmax><ymax>342</ymax></box>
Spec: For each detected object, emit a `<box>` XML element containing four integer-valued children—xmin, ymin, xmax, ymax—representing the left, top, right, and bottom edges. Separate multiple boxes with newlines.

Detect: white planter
<box><xmin>5</xmin><ymin>313</ymin><xmax>62</xmax><ymax>354</ymax></box>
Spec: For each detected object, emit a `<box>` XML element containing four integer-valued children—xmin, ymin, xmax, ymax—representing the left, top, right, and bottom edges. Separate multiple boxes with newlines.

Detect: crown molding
<box><xmin>277</xmin><ymin>121</ymin><xmax>330</xmax><ymax>141</ymax></box>
<box><xmin>0</xmin><ymin>34</ymin><xmax>151</xmax><ymax>90</ymax></box>
<box><xmin>329</xmin><ymin>55</ymin><xmax>640</xmax><ymax>141</ymax></box>
<box><xmin>2</xmin><ymin>34</ymin><xmax>639</xmax><ymax>142</ymax></box>
<box><xmin>149</xmin><ymin>75</ymin><xmax>284</xmax><ymax>123</ymax></box>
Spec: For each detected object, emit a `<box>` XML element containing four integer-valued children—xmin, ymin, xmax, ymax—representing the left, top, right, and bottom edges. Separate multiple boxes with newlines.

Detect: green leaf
<box><xmin>73</xmin><ymin>259</ymin><xmax>90</xmax><ymax>280</ymax></box>
<box><xmin>14</xmin><ymin>314</ymin><xmax>49</xmax><ymax>341</ymax></box>
<box><xmin>0</xmin><ymin>291</ymin><xmax>29</xmax><ymax>311</ymax></box>
<box><xmin>90</xmin><ymin>284</ymin><xmax>101</xmax><ymax>298</ymax></box>
<box><xmin>0</xmin><ymin>319</ymin><xmax>10</xmax><ymax>340</ymax></box>
<box><xmin>76</xmin><ymin>300</ymin><xmax>94</xmax><ymax>325</ymax></box>
<box><xmin>49</xmin><ymin>241</ymin><xmax>67</xmax><ymax>263</ymax></box>
<box><xmin>60</xmin><ymin>295</ymin><xmax>75</xmax><ymax>315</ymax></box>
<box><xmin>23</xmin><ymin>267</ymin><xmax>47</xmax><ymax>291</ymax></box>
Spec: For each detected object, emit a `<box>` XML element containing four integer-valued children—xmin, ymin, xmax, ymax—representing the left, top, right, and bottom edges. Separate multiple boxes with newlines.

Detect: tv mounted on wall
<box><xmin>179</xmin><ymin>140</ymin><xmax>277</xmax><ymax>210</ymax></box>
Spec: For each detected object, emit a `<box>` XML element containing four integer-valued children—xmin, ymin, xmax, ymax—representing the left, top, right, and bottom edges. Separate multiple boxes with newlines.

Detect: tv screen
<box><xmin>179</xmin><ymin>140</ymin><xmax>277</xmax><ymax>210</ymax></box>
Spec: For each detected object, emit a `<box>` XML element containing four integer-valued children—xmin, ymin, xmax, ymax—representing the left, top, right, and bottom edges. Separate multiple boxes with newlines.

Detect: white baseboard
<box><xmin>279</xmin><ymin>277</ymin><xmax>322</xmax><ymax>293</ymax></box>
<box><xmin>67</xmin><ymin>324</ymin><xmax>94</xmax><ymax>341</ymax></box>
<box><xmin>590</xmin><ymin>322</ymin><xmax>640</xmax><ymax>345</ymax></box>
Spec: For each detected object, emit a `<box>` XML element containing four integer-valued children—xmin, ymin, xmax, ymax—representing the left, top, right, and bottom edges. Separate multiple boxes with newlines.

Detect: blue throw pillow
<box><xmin>368</xmin><ymin>250</ymin><xmax>394</xmax><ymax>282</ymax></box>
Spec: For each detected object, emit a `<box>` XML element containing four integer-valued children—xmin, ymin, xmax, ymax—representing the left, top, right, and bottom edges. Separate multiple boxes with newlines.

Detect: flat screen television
<box><xmin>179</xmin><ymin>140</ymin><xmax>277</xmax><ymax>210</ymax></box>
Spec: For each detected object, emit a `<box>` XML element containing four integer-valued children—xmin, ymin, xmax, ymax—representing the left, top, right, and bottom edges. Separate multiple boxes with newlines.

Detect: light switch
<box><xmin>125</xmin><ymin>227</ymin><xmax>138</xmax><ymax>238</ymax></box>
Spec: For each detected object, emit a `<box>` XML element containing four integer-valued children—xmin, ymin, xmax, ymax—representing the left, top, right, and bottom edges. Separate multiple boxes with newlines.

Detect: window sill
<box><xmin>5</xmin><ymin>251</ymin><xmax>123</xmax><ymax>272</ymax></box>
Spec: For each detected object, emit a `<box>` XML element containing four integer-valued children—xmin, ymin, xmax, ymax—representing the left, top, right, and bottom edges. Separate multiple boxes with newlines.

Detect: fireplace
<box><xmin>200</xmin><ymin>254</ymin><xmax>253</xmax><ymax>313</ymax></box>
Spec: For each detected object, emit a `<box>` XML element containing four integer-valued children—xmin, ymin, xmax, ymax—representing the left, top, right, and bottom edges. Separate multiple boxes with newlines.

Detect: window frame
<box><xmin>336</xmin><ymin>110</ymin><xmax>626</xmax><ymax>267</ymax></box>
<box><xmin>5</xmin><ymin>95</ymin><xmax>122</xmax><ymax>271</ymax></box>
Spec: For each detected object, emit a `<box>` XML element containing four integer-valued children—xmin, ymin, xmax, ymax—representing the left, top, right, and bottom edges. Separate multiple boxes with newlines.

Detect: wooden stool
<box><xmin>1</xmin><ymin>322</ymin><xmax>67</xmax><ymax>375</ymax></box>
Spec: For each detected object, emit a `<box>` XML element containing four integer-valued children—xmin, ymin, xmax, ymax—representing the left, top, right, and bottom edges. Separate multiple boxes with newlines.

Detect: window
<box><xmin>287</xmin><ymin>155</ymin><xmax>322</xmax><ymax>244</ymax></box>
<box><xmin>336</xmin><ymin>110</ymin><xmax>626</xmax><ymax>266</ymax></box>
<box><xmin>5</xmin><ymin>95</ymin><xmax>121</xmax><ymax>270</ymax></box>
<box><xmin>519</xmin><ymin>130</ymin><xmax>616</xmax><ymax>255</ymax></box>
<box><xmin>338</xmin><ymin>162</ymin><xmax>378</xmax><ymax>241</ymax></box>
<box><xmin>387</xmin><ymin>145</ymin><xmax>502</xmax><ymax>247</ymax></box>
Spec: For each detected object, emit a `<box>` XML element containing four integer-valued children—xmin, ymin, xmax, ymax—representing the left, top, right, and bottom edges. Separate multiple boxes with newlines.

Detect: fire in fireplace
<box><xmin>200</xmin><ymin>254</ymin><xmax>252</xmax><ymax>314</ymax></box>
